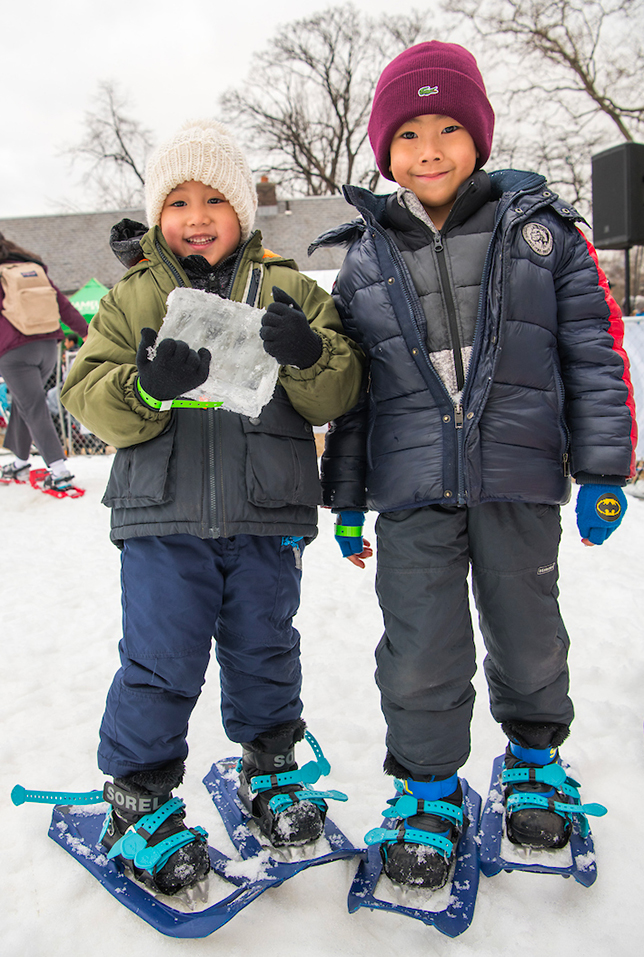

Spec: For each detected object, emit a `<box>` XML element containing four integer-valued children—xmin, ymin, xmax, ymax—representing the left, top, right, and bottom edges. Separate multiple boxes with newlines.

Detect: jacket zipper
<box><xmin>207</xmin><ymin>408</ymin><xmax>220</xmax><ymax>536</ymax></box>
<box><xmin>433</xmin><ymin>233</ymin><xmax>465</xmax><ymax>391</ymax></box>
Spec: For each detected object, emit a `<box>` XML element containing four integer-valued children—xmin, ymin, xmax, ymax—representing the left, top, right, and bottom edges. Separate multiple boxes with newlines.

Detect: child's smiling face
<box><xmin>160</xmin><ymin>180</ymin><xmax>241</xmax><ymax>266</ymax></box>
<box><xmin>389</xmin><ymin>114</ymin><xmax>478</xmax><ymax>229</ymax></box>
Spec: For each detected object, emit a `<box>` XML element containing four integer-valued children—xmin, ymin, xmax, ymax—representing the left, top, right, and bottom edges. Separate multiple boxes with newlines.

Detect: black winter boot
<box><xmin>368</xmin><ymin>752</ymin><xmax>466</xmax><ymax>891</ymax></box>
<box><xmin>100</xmin><ymin>760</ymin><xmax>210</xmax><ymax>895</ymax></box>
<box><xmin>237</xmin><ymin>720</ymin><xmax>327</xmax><ymax>847</ymax></box>
<box><xmin>502</xmin><ymin>721</ymin><xmax>572</xmax><ymax>849</ymax></box>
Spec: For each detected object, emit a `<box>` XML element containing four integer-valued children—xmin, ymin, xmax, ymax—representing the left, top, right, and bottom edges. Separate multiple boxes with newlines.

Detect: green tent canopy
<box><xmin>67</xmin><ymin>278</ymin><xmax>109</xmax><ymax>327</ymax></box>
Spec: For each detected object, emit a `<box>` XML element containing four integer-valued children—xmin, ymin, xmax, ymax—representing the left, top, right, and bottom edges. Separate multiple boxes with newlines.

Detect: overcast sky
<box><xmin>1</xmin><ymin>0</ymin><xmax>440</xmax><ymax>220</ymax></box>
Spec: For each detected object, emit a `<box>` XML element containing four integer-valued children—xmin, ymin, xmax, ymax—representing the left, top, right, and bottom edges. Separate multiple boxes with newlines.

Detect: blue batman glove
<box><xmin>334</xmin><ymin>510</ymin><xmax>366</xmax><ymax>558</ymax></box>
<box><xmin>575</xmin><ymin>484</ymin><xmax>627</xmax><ymax>544</ymax></box>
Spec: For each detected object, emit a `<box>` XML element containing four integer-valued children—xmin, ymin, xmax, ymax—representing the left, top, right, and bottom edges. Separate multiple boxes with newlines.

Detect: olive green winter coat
<box><xmin>61</xmin><ymin>227</ymin><xmax>364</xmax><ymax>543</ymax></box>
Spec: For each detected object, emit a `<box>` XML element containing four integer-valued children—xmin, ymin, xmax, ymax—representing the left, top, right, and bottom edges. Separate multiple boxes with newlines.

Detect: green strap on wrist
<box><xmin>335</xmin><ymin>523</ymin><xmax>363</xmax><ymax>537</ymax></box>
<box><xmin>136</xmin><ymin>378</ymin><xmax>223</xmax><ymax>411</ymax></box>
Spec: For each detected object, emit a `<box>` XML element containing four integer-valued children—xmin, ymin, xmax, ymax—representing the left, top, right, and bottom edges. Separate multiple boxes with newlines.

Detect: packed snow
<box><xmin>1</xmin><ymin>449</ymin><xmax>643</xmax><ymax>956</ymax></box>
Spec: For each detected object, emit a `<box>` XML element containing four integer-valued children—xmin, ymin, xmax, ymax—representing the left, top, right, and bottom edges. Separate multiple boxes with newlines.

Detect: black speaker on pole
<box><xmin>591</xmin><ymin>142</ymin><xmax>644</xmax><ymax>249</ymax></box>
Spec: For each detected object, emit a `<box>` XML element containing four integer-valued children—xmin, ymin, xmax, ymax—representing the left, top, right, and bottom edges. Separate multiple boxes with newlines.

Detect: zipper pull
<box><xmin>454</xmin><ymin>404</ymin><xmax>464</xmax><ymax>428</ymax></box>
<box><xmin>434</xmin><ymin>233</ymin><xmax>444</xmax><ymax>253</ymax></box>
<box><xmin>563</xmin><ymin>452</ymin><xmax>570</xmax><ymax>477</ymax></box>
<box><xmin>281</xmin><ymin>536</ymin><xmax>303</xmax><ymax>569</ymax></box>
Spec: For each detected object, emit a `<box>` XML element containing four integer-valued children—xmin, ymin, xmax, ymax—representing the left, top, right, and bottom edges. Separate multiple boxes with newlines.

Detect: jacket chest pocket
<box><xmin>242</xmin><ymin>403</ymin><xmax>322</xmax><ymax>508</ymax></box>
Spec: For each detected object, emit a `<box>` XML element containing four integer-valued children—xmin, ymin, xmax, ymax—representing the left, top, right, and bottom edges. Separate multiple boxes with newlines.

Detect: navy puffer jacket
<box><xmin>316</xmin><ymin>170</ymin><xmax>637</xmax><ymax>511</ymax></box>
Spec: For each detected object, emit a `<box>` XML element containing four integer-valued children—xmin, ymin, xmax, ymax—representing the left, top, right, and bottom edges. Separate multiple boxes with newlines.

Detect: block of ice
<box><xmin>155</xmin><ymin>288</ymin><xmax>279</xmax><ymax>418</ymax></box>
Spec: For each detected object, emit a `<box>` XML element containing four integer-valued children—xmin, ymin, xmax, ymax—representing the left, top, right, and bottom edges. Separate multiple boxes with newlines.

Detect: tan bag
<box><xmin>0</xmin><ymin>262</ymin><xmax>61</xmax><ymax>335</ymax></box>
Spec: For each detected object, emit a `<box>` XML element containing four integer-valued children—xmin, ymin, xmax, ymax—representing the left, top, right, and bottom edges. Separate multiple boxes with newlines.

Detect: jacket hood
<box><xmin>110</xmin><ymin>219</ymin><xmax>148</xmax><ymax>268</ymax></box>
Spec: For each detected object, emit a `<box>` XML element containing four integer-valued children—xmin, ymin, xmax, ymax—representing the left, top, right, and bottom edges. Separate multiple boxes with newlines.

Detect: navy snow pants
<box><xmin>98</xmin><ymin>533</ymin><xmax>304</xmax><ymax>778</ymax></box>
<box><xmin>375</xmin><ymin>502</ymin><xmax>573</xmax><ymax>778</ymax></box>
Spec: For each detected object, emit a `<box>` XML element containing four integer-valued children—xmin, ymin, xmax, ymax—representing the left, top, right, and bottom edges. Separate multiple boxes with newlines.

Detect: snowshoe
<box><xmin>366</xmin><ymin>775</ymin><xmax>464</xmax><ymax>890</ymax></box>
<box><xmin>12</xmin><ymin>782</ymin><xmax>283</xmax><ymax>938</ymax></box>
<box><xmin>29</xmin><ymin>467</ymin><xmax>85</xmax><ymax>498</ymax></box>
<box><xmin>503</xmin><ymin>742</ymin><xmax>577</xmax><ymax>848</ymax></box>
<box><xmin>237</xmin><ymin>721</ymin><xmax>330</xmax><ymax>846</ymax></box>
<box><xmin>204</xmin><ymin>728</ymin><xmax>357</xmax><ymax>883</ymax></box>
<box><xmin>348</xmin><ymin>777</ymin><xmax>481</xmax><ymax>938</ymax></box>
<box><xmin>100</xmin><ymin>774</ymin><xmax>210</xmax><ymax>896</ymax></box>
<box><xmin>43</xmin><ymin>470</ymin><xmax>75</xmax><ymax>492</ymax></box>
<box><xmin>479</xmin><ymin>751</ymin><xmax>607</xmax><ymax>885</ymax></box>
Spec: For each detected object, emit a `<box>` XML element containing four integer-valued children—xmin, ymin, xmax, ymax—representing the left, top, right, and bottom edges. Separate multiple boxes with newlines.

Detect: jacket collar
<box><xmin>343</xmin><ymin>168</ymin><xmax>549</xmax><ymax>228</ymax></box>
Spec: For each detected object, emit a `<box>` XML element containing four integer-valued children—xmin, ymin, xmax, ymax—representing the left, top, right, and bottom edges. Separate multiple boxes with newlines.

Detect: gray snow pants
<box><xmin>374</xmin><ymin>501</ymin><xmax>573</xmax><ymax>778</ymax></box>
<box><xmin>0</xmin><ymin>339</ymin><xmax>65</xmax><ymax>465</ymax></box>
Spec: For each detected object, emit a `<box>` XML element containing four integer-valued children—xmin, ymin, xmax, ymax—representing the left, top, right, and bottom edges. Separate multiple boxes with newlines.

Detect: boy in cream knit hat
<box><xmin>61</xmin><ymin>119</ymin><xmax>364</xmax><ymax>898</ymax></box>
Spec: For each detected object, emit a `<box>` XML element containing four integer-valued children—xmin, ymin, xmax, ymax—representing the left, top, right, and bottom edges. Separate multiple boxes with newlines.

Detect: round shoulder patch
<box><xmin>522</xmin><ymin>223</ymin><xmax>553</xmax><ymax>256</ymax></box>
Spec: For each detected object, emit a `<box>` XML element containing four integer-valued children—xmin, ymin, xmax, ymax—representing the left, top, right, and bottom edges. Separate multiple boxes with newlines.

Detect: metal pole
<box><xmin>624</xmin><ymin>247</ymin><xmax>631</xmax><ymax>315</ymax></box>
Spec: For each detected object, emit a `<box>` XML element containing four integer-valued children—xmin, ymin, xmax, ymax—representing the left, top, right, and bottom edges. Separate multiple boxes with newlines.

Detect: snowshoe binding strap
<box><xmin>365</xmin><ymin>779</ymin><xmax>464</xmax><ymax>859</ymax></box>
<box><xmin>502</xmin><ymin>761</ymin><xmax>607</xmax><ymax>838</ymax></box>
<box><xmin>100</xmin><ymin>796</ymin><xmax>208</xmax><ymax>874</ymax></box>
<box><xmin>11</xmin><ymin>785</ymin><xmax>104</xmax><ymax>806</ymax></box>
<box><xmin>240</xmin><ymin>729</ymin><xmax>347</xmax><ymax>809</ymax></box>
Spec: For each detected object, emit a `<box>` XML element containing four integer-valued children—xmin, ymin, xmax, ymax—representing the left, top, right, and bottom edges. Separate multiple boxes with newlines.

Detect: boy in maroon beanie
<box><xmin>314</xmin><ymin>41</ymin><xmax>636</xmax><ymax>891</ymax></box>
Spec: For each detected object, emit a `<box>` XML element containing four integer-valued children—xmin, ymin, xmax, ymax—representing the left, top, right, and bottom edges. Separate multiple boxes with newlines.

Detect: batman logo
<box><xmin>596</xmin><ymin>494</ymin><xmax>621</xmax><ymax>522</ymax></box>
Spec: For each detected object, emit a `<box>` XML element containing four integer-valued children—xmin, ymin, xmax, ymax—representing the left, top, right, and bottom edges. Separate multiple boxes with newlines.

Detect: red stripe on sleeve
<box><xmin>578</xmin><ymin>228</ymin><xmax>638</xmax><ymax>478</ymax></box>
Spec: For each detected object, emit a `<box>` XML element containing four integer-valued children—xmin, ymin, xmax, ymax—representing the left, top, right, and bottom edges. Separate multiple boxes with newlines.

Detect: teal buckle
<box><xmin>503</xmin><ymin>762</ymin><xmax>607</xmax><ymax>838</ymax></box>
<box><xmin>105</xmin><ymin>797</ymin><xmax>208</xmax><ymax>873</ymax></box>
<box><xmin>268</xmin><ymin>787</ymin><xmax>348</xmax><ymax>814</ymax></box>
<box><xmin>382</xmin><ymin>794</ymin><xmax>464</xmax><ymax>828</ymax></box>
<box><xmin>365</xmin><ymin>780</ymin><xmax>464</xmax><ymax>859</ymax></box>
<box><xmin>365</xmin><ymin>825</ymin><xmax>454</xmax><ymax>858</ymax></box>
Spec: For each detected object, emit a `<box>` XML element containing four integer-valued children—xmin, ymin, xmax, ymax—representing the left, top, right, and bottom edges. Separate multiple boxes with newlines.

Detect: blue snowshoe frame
<box><xmin>479</xmin><ymin>753</ymin><xmax>604</xmax><ymax>886</ymax></box>
<box><xmin>347</xmin><ymin>778</ymin><xmax>481</xmax><ymax>939</ymax></box>
<box><xmin>47</xmin><ymin>801</ymin><xmax>284</xmax><ymax>938</ymax></box>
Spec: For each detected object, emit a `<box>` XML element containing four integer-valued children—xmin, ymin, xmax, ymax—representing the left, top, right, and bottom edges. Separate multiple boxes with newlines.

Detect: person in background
<box><xmin>316</xmin><ymin>41</ymin><xmax>637</xmax><ymax>890</ymax></box>
<box><xmin>0</xmin><ymin>233</ymin><xmax>87</xmax><ymax>489</ymax></box>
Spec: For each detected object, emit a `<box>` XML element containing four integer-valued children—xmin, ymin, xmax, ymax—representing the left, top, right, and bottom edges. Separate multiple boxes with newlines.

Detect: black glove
<box><xmin>260</xmin><ymin>287</ymin><xmax>323</xmax><ymax>368</ymax></box>
<box><xmin>136</xmin><ymin>327</ymin><xmax>211</xmax><ymax>402</ymax></box>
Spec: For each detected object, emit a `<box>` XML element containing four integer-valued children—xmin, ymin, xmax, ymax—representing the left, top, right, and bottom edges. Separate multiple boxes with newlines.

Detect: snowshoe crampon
<box><xmin>478</xmin><ymin>753</ymin><xmax>606</xmax><ymax>886</ymax></box>
<box><xmin>347</xmin><ymin>779</ymin><xmax>481</xmax><ymax>938</ymax></box>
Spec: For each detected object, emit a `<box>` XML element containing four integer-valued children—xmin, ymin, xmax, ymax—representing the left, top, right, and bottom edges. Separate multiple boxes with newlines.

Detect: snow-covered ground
<box><xmin>1</xmin><ymin>451</ymin><xmax>642</xmax><ymax>956</ymax></box>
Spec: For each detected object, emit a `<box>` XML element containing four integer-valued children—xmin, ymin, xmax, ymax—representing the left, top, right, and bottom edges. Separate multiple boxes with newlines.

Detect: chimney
<box><xmin>256</xmin><ymin>175</ymin><xmax>277</xmax><ymax>208</ymax></box>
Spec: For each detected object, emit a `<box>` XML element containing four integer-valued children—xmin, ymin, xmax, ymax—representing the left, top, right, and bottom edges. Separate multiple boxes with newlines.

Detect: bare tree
<box><xmin>65</xmin><ymin>81</ymin><xmax>153</xmax><ymax>210</ymax></box>
<box><xmin>443</xmin><ymin>0</ymin><xmax>644</xmax><ymax>209</ymax></box>
<box><xmin>220</xmin><ymin>5</ymin><xmax>434</xmax><ymax>196</ymax></box>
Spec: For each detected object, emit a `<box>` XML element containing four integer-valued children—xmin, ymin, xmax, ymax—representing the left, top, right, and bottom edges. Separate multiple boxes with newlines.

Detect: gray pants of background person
<box><xmin>0</xmin><ymin>339</ymin><xmax>65</xmax><ymax>465</ymax></box>
<box><xmin>375</xmin><ymin>501</ymin><xmax>574</xmax><ymax>778</ymax></box>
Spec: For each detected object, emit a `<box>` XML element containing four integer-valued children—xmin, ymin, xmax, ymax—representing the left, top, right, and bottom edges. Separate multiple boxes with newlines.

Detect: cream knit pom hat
<box><xmin>145</xmin><ymin>120</ymin><xmax>257</xmax><ymax>240</ymax></box>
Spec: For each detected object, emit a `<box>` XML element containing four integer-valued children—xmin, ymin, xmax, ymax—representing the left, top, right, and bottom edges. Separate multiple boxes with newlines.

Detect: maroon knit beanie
<box><xmin>368</xmin><ymin>41</ymin><xmax>495</xmax><ymax>181</ymax></box>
